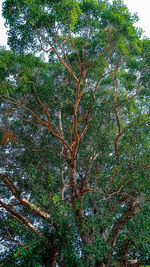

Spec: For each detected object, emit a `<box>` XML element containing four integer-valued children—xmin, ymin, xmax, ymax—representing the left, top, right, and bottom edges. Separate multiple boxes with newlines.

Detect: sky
<box><xmin>0</xmin><ymin>0</ymin><xmax>150</xmax><ymax>48</ymax></box>
<box><xmin>122</xmin><ymin>0</ymin><xmax>150</xmax><ymax>37</ymax></box>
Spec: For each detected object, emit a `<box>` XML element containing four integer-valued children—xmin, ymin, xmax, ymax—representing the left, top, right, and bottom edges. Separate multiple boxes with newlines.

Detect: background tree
<box><xmin>0</xmin><ymin>0</ymin><xmax>150</xmax><ymax>266</ymax></box>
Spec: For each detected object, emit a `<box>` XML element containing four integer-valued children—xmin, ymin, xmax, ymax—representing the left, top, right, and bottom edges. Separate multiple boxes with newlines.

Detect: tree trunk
<box><xmin>43</xmin><ymin>235</ymin><xmax>57</xmax><ymax>267</ymax></box>
<box><xmin>94</xmin><ymin>261</ymin><xmax>106</xmax><ymax>267</ymax></box>
<box><xmin>68</xmin><ymin>161</ymin><xmax>90</xmax><ymax>244</ymax></box>
<box><xmin>44</xmin><ymin>249</ymin><xmax>57</xmax><ymax>267</ymax></box>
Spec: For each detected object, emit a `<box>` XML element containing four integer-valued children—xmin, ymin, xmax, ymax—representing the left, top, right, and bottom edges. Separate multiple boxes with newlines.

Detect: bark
<box><xmin>68</xmin><ymin>161</ymin><xmax>96</xmax><ymax>248</ymax></box>
<box><xmin>106</xmin><ymin>200</ymin><xmax>135</xmax><ymax>267</ymax></box>
<box><xmin>0</xmin><ymin>200</ymin><xmax>42</xmax><ymax>237</ymax></box>
<box><xmin>119</xmin><ymin>239</ymin><xmax>130</xmax><ymax>267</ymax></box>
<box><xmin>68</xmin><ymin>162</ymin><xmax>89</xmax><ymax>244</ymax></box>
<box><xmin>1</xmin><ymin>175</ymin><xmax>51</xmax><ymax>222</ymax></box>
<box><xmin>94</xmin><ymin>261</ymin><xmax>106</xmax><ymax>267</ymax></box>
<box><xmin>110</xmin><ymin>200</ymin><xmax>134</xmax><ymax>248</ymax></box>
<box><xmin>43</xmin><ymin>234</ymin><xmax>58</xmax><ymax>267</ymax></box>
<box><xmin>68</xmin><ymin>161</ymin><xmax>78</xmax><ymax>202</ymax></box>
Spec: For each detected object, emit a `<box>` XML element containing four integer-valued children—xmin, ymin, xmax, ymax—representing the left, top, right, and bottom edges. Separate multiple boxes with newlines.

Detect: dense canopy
<box><xmin>0</xmin><ymin>0</ymin><xmax>150</xmax><ymax>266</ymax></box>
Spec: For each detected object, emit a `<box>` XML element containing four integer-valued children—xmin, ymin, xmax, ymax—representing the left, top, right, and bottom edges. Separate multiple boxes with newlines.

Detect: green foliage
<box><xmin>0</xmin><ymin>0</ymin><xmax>150</xmax><ymax>266</ymax></box>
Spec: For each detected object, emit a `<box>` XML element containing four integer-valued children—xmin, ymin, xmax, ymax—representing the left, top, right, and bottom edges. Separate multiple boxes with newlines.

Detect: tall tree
<box><xmin>0</xmin><ymin>0</ymin><xmax>150</xmax><ymax>266</ymax></box>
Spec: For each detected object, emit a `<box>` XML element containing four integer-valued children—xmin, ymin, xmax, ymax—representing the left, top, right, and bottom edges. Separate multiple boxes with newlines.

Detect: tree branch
<box><xmin>35</xmin><ymin>25</ymin><xmax>79</xmax><ymax>83</ymax></box>
<box><xmin>0</xmin><ymin>95</ymin><xmax>71</xmax><ymax>154</ymax></box>
<box><xmin>0</xmin><ymin>200</ymin><xmax>42</xmax><ymax>237</ymax></box>
<box><xmin>1</xmin><ymin>175</ymin><xmax>51</xmax><ymax>222</ymax></box>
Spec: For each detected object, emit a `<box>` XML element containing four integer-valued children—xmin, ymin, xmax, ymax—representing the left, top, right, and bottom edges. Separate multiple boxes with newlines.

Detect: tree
<box><xmin>0</xmin><ymin>0</ymin><xmax>150</xmax><ymax>266</ymax></box>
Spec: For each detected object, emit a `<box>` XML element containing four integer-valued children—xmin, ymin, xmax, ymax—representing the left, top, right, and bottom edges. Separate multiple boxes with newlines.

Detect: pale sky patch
<box><xmin>0</xmin><ymin>1</ymin><xmax>8</xmax><ymax>48</ymax></box>
<box><xmin>123</xmin><ymin>0</ymin><xmax>150</xmax><ymax>38</ymax></box>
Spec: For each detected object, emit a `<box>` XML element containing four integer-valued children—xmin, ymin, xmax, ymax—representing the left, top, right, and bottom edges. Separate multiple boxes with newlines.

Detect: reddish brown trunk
<box><xmin>68</xmin><ymin>162</ymin><xmax>89</xmax><ymax>245</ymax></box>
